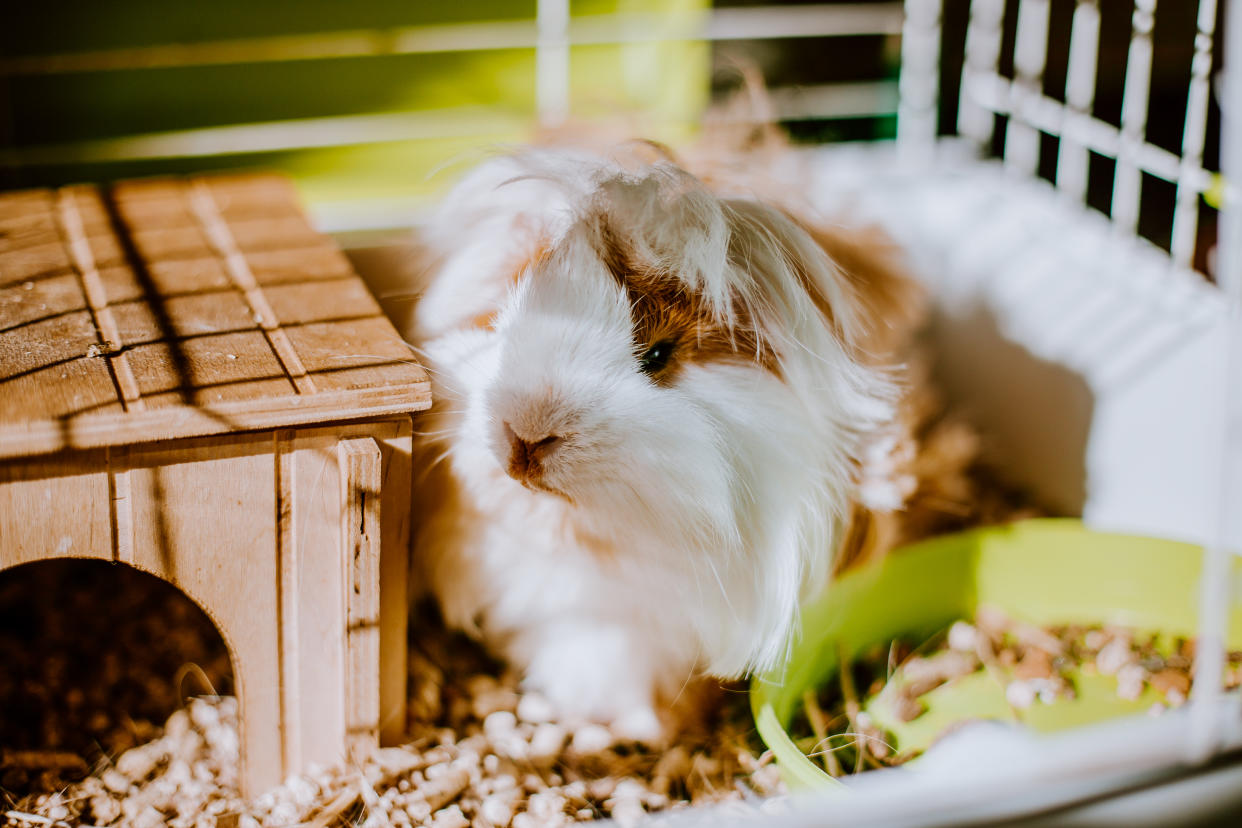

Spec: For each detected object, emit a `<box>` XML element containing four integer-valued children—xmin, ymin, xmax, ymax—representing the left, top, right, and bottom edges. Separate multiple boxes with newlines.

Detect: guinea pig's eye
<box><xmin>638</xmin><ymin>340</ymin><xmax>676</xmax><ymax>375</ymax></box>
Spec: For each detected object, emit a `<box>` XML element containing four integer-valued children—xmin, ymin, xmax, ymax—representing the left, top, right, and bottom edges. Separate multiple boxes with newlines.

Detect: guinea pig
<box><xmin>406</xmin><ymin>144</ymin><xmax>917</xmax><ymax>741</ymax></box>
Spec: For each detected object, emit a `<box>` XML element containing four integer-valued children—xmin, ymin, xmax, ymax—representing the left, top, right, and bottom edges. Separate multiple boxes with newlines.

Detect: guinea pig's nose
<box><xmin>503</xmin><ymin>421</ymin><xmax>563</xmax><ymax>482</ymax></box>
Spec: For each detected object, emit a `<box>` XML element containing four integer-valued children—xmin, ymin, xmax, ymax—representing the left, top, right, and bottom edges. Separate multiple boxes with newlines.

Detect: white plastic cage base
<box><xmin>648</xmin><ymin>695</ymin><xmax>1242</xmax><ymax>827</ymax></box>
<box><xmin>803</xmin><ymin>140</ymin><xmax>1239</xmax><ymax>553</ymax></box>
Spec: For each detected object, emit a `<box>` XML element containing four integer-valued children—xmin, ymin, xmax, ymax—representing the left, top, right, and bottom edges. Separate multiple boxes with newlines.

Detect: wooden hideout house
<box><xmin>0</xmin><ymin>172</ymin><xmax>432</xmax><ymax>796</ymax></box>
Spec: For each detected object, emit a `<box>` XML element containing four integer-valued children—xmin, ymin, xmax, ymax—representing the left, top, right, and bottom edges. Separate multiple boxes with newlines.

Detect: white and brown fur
<box><xmin>405</xmin><ymin>142</ymin><xmax>924</xmax><ymax>740</ymax></box>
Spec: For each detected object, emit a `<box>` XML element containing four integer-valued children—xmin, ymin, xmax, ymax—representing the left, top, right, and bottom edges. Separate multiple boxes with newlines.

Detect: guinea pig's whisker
<box><xmin>426</xmin><ymin>447</ymin><xmax>456</xmax><ymax>469</ymax></box>
<box><xmin>668</xmin><ymin>663</ymin><xmax>700</xmax><ymax>709</ymax></box>
<box><xmin>326</xmin><ymin>353</ymin><xmax>424</xmax><ymax>367</ymax></box>
<box><xmin>394</xmin><ymin>356</ymin><xmax>467</xmax><ymax>397</ymax></box>
<box><xmin>413</xmin><ymin>427</ymin><xmax>462</xmax><ymax>440</ymax></box>
<box><xmin>703</xmin><ymin>556</ymin><xmax>737</xmax><ymax>616</ymax></box>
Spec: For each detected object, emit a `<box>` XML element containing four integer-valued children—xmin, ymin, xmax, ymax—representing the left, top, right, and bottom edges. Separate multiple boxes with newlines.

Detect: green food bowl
<box><xmin>749</xmin><ymin>518</ymin><xmax>1242</xmax><ymax>791</ymax></box>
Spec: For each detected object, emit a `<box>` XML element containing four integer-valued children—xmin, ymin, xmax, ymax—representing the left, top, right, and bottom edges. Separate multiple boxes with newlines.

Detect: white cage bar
<box><xmin>1004</xmin><ymin>0</ymin><xmax>1052</xmax><ymax>176</ymax></box>
<box><xmin>1171</xmin><ymin>0</ymin><xmax>1220</xmax><ymax>268</ymax></box>
<box><xmin>1055</xmin><ymin>0</ymin><xmax>1101</xmax><ymax>201</ymax></box>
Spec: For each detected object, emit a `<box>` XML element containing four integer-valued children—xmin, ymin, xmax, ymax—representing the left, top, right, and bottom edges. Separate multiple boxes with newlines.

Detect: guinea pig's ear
<box><xmin>588</xmin><ymin>170</ymin><xmax>733</xmax><ymax>313</ymax></box>
<box><xmin>721</xmin><ymin>198</ymin><xmax>923</xmax><ymax>362</ymax></box>
<box><xmin>795</xmin><ymin>220</ymin><xmax>926</xmax><ymax>360</ymax></box>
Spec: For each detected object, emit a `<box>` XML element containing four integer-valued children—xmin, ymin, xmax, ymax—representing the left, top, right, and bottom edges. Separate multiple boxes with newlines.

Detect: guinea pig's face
<box><xmin>482</xmin><ymin>169</ymin><xmax>787</xmax><ymax>522</ymax></box>
<box><xmin>425</xmin><ymin>154</ymin><xmax>900</xmax><ymax>675</ymax></box>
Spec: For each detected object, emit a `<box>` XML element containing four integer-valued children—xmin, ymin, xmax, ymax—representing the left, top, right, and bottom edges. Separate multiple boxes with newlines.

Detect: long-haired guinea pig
<box><xmin>406</xmin><ymin>143</ymin><xmax>919</xmax><ymax>741</ymax></box>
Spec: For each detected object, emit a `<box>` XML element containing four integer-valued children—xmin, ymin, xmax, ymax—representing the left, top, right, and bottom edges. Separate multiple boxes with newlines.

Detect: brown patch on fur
<box><xmin>468</xmin><ymin>309</ymin><xmax>501</xmax><ymax>330</ymax></box>
<box><xmin>615</xmin><ymin>139</ymin><xmax>681</xmax><ymax>169</ymax></box>
<box><xmin>793</xmin><ymin>218</ymin><xmax>926</xmax><ymax>362</ymax></box>
<box><xmin>592</xmin><ymin>216</ymin><xmax>779</xmax><ymax>383</ymax></box>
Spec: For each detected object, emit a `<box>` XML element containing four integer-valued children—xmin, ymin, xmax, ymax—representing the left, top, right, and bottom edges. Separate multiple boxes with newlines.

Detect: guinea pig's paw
<box><xmin>519</xmin><ymin>621</ymin><xmax>666</xmax><ymax>740</ymax></box>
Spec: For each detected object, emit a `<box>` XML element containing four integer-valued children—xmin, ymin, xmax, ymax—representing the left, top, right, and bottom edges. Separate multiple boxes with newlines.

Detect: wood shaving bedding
<box><xmin>2</xmin><ymin>601</ymin><xmax>783</xmax><ymax>828</ymax></box>
<box><xmin>1</xmin><ymin>346</ymin><xmax>1029</xmax><ymax>827</ymax></box>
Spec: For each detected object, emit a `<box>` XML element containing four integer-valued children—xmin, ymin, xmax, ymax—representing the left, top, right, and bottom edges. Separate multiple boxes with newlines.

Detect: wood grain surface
<box><xmin>0</xmin><ymin>173</ymin><xmax>430</xmax><ymax>458</ymax></box>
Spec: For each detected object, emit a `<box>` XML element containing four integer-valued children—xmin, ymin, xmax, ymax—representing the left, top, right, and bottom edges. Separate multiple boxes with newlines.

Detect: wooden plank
<box><xmin>0</xmin><ymin>449</ymin><xmax>114</xmax><ymax>567</ymax></box>
<box><xmin>228</xmin><ymin>216</ymin><xmax>324</xmax><ymax>253</ymax></box>
<box><xmin>285</xmin><ymin>316</ymin><xmax>425</xmax><ymax>393</ymax></box>
<box><xmin>284</xmin><ymin>432</ymin><xmax>349</xmax><ymax>773</ymax></box>
<box><xmin>0</xmin><ymin>214</ymin><xmax>59</xmax><ymax>254</ymax></box>
<box><xmin>0</xmin><ymin>357</ymin><xmax>124</xmax><ymax>420</ymax></box>
<box><xmin>107</xmin><ymin>445</ymin><xmax>136</xmax><ymax>564</ymax></box>
<box><xmin>109</xmin><ymin>291</ymin><xmax>258</xmax><ymax>344</ymax></box>
<box><xmin>125</xmin><ymin>330</ymin><xmax>298</xmax><ymax>405</ymax></box>
<box><xmin>246</xmin><ymin>245</ymin><xmax>354</xmax><ymax>285</ymax></box>
<box><xmin>188</xmin><ymin>180</ymin><xmax>317</xmax><ymax>395</ymax></box>
<box><xmin>373</xmin><ymin>419</ymin><xmax>412</xmax><ymax>746</ymax></box>
<box><xmin>131</xmin><ymin>225</ymin><xmax>215</xmax><ymax>261</ymax></box>
<box><xmin>286</xmin><ymin>316</ymin><xmax>419</xmax><ymax>374</ymax></box>
<box><xmin>58</xmin><ymin>188</ymin><xmax>143</xmax><ymax>410</ymax></box>
<box><xmin>219</xmin><ymin>201</ymin><xmax>306</xmax><ymax>224</ymax></box>
<box><xmin>84</xmin><ymin>232</ymin><xmax>126</xmax><ymax>269</ymax></box>
<box><xmin>0</xmin><ymin>273</ymin><xmax>87</xmax><ymax>330</ymax></box>
<box><xmin>116</xmin><ymin>197</ymin><xmax>198</xmax><ymax>229</ymax></box>
<box><xmin>338</xmin><ymin>436</ymin><xmax>382</xmax><ymax>756</ymax></box>
<box><xmin>124</xmin><ymin>432</ymin><xmax>284</xmax><ymax>796</ymax></box>
<box><xmin>0</xmin><ymin>241</ymin><xmax>73</xmax><ymax>285</ymax></box>
<box><xmin>307</xmin><ymin>363</ymin><xmax>428</xmax><ymax>393</ymax></box>
<box><xmin>269</xmin><ymin>418</ymin><xmax>411</xmax><ymax>748</ymax></box>
<box><xmin>263</xmin><ymin>277</ymin><xmax>382</xmax><ymax>326</ymax></box>
<box><xmin>146</xmin><ymin>257</ymin><xmax>233</xmax><ymax>295</ymax></box>
<box><xmin>96</xmin><ymin>264</ymin><xmax>146</xmax><ymax>303</ymax></box>
<box><xmin>0</xmin><ymin>309</ymin><xmax>101</xmax><ymax>380</ymax></box>
<box><xmin>98</xmin><ymin>259</ymin><xmax>236</xmax><ymax>301</ymax></box>
<box><xmin>285</xmin><ymin>434</ymin><xmax>350</xmax><ymax>769</ymax></box>
<box><xmin>275</xmin><ymin>429</ymin><xmax>300</xmax><ymax>776</ymax></box>
<box><xmin>1</xmin><ymin>382</ymin><xmax>430</xmax><ymax>458</ymax></box>
<box><xmin>0</xmin><ymin>190</ymin><xmax>55</xmax><ymax>222</ymax></box>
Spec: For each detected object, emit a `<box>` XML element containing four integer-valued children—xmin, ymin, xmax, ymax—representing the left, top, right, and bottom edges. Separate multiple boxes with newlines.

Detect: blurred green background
<box><xmin>0</xmin><ymin>1</ymin><xmax>907</xmax><ymax>230</ymax></box>
<box><xmin>0</xmin><ymin>1</ymin><xmax>710</xmax><ymax>226</ymax></box>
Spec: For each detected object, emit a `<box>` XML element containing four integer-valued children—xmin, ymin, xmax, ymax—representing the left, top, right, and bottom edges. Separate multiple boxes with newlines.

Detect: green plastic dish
<box><xmin>749</xmin><ymin>518</ymin><xmax>1242</xmax><ymax>791</ymax></box>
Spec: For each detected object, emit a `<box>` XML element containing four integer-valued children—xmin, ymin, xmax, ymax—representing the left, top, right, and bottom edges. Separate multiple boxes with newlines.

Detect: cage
<box><xmin>2</xmin><ymin>0</ymin><xmax>1242</xmax><ymax>825</ymax></box>
<box><xmin>698</xmin><ymin>0</ymin><xmax>1242</xmax><ymax>822</ymax></box>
